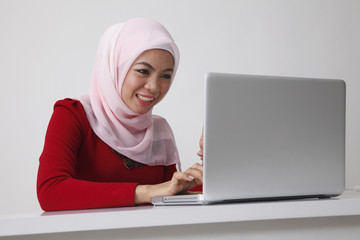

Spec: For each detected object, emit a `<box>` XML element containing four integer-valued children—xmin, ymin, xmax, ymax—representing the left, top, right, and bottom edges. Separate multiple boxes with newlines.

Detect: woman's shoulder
<box><xmin>54</xmin><ymin>98</ymin><xmax>83</xmax><ymax>109</ymax></box>
<box><xmin>54</xmin><ymin>98</ymin><xmax>86</xmax><ymax>115</ymax></box>
<box><xmin>52</xmin><ymin>98</ymin><xmax>89</xmax><ymax>128</ymax></box>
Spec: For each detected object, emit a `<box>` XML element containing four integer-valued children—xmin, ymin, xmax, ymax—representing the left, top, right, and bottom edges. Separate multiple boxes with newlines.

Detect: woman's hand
<box><xmin>134</xmin><ymin>163</ymin><xmax>203</xmax><ymax>204</ymax></box>
<box><xmin>197</xmin><ymin>128</ymin><xmax>204</xmax><ymax>161</ymax></box>
<box><xmin>134</xmin><ymin>129</ymin><xmax>205</xmax><ymax>204</ymax></box>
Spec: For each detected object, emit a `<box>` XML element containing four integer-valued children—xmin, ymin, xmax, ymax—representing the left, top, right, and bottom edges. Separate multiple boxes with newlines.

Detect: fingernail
<box><xmin>188</xmin><ymin>175</ymin><xmax>195</xmax><ymax>180</ymax></box>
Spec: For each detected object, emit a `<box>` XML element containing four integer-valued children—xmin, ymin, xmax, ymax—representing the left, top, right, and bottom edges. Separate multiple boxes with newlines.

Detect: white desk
<box><xmin>1</xmin><ymin>190</ymin><xmax>360</xmax><ymax>239</ymax></box>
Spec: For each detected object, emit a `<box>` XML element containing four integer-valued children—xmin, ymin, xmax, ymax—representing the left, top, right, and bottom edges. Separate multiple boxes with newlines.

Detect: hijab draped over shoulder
<box><xmin>78</xmin><ymin>18</ymin><xmax>181</xmax><ymax>167</ymax></box>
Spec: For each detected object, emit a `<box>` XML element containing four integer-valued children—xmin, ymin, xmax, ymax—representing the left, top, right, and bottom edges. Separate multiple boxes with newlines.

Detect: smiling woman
<box><xmin>36</xmin><ymin>18</ymin><xmax>203</xmax><ymax>211</ymax></box>
<box><xmin>122</xmin><ymin>49</ymin><xmax>174</xmax><ymax>115</ymax></box>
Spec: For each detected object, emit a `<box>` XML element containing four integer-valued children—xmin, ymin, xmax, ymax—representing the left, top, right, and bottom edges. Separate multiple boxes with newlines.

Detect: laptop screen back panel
<box><xmin>203</xmin><ymin>73</ymin><xmax>345</xmax><ymax>202</ymax></box>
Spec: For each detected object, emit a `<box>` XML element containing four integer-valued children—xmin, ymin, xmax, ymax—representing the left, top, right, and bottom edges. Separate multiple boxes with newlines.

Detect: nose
<box><xmin>144</xmin><ymin>75</ymin><xmax>160</xmax><ymax>93</ymax></box>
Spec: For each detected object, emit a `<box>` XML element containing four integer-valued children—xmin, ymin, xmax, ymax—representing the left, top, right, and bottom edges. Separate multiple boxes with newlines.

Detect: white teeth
<box><xmin>137</xmin><ymin>94</ymin><xmax>154</xmax><ymax>102</ymax></box>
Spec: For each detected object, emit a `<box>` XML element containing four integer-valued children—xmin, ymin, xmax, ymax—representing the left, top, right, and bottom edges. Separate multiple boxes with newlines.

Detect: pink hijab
<box><xmin>78</xmin><ymin>18</ymin><xmax>180</xmax><ymax>167</ymax></box>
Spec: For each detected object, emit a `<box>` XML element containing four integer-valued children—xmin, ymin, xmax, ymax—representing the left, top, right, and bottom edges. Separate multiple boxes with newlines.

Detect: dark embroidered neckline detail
<box><xmin>112</xmin><ymin>149</ymin><xmax>145</xmax><ymax>169</ymax></box>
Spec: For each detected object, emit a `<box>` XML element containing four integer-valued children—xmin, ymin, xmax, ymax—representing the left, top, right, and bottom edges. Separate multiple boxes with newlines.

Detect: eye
<box><xmin>135</xmin><ymin>69</ymin><xmax>150</xmax><ymax>75</ymax></box>
<box><xmin>161</xmin><ymin>74</ymin><xmax>172</xmax><ymax>80</ymax></box>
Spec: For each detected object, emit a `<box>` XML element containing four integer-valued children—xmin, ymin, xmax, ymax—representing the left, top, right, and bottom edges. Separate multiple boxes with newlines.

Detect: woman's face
<box><xmin>121</xmin><ymin>49</ymin><xmax>174</xmax><ymax>114</ymax></box>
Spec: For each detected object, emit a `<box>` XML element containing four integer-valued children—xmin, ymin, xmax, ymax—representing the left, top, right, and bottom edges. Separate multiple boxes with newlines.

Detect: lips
<box><xmin>136</xmin><ymin>94</ymin><xmax>155</xmax><ymax>102</ymax></box>
<box><xmin>136</xmin><ymin>93</ymin><xmax>155</xmax><ymax>105</ymax></box>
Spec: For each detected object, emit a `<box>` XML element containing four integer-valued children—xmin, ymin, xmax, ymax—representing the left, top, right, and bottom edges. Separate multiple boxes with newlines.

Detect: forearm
<box><xmin>37</xmin><ymin>176</ymin><xmax>138</xmax><ymax>211</ymax></box>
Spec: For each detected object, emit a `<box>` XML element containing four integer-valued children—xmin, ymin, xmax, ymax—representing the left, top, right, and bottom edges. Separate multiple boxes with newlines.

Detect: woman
<box><xmin>37</xmin><ymin>18</ymin><xmax>203</xmax><ymax>211</ymax></box>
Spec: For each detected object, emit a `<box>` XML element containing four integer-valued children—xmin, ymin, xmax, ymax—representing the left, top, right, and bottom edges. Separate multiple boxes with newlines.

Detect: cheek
<box><xmin>155</xmin><ymin>82</ymin><xmax>171</xmax><ymax>104</ymax></box>
<box><xmin>122</xmin><ymin>76</ymin><xmax>139</xmax><ymax>97</ymax></box>
<box><xmin>121</xmin><ymin>82</ymin><xmax>130</xmax><ymax>101</ymax></box>
<box><xmin>160</xmin><ymin>82</ymin><xmax>171</xmax><ymax>96</ymax></box>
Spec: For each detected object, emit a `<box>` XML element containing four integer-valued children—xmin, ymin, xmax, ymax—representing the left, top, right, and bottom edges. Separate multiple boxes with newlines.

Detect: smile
<box><xmin>136</xmin><ymin>94</ymin><xmax>155</xmax><ymax>103</ymax></box>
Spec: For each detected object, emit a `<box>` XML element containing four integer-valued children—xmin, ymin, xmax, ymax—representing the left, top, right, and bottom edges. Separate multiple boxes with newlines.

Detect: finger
<box><xmin>185</xmin><ymin>167</ymin><xmax>203</xmax><ymax>185</ymax></box>
<box><xmin>165</xmin><ymin>173</ymin><xmax>191</xmax><ymax>195</ymax></box>
<box><xmin>197</xmin><ymin>151</ymin><xmax>203</xmax><ymax>161</ymax></box>
<box><xmin>171</xmin><ymin>172</ymin><xmax>194</xmax><ymax>190</ymax></box>
<box><xmin>199</xmin><ymin>127</ymin><xmax>204</xmax><ymax>151</ymax></box>
<box><xmin>174</xmin><ymin>171</ymin><xmax>195</xmax><ymax>182</ymax></box>
<box><xmin>191</xmin><ymin>163</ymin><xmax>203</xmax><ymax>171</ymax></box>
<box><xmin>185</xmin><ymin>164</ymin><xmax>203</xmax><ymax>177</ymax></box>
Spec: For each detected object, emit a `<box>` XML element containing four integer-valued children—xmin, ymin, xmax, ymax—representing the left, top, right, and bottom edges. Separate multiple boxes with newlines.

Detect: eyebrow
<box><xmin>134</xmin><ymin>61</ymin><xmax>173</xmax><ymax>72</ymax></box>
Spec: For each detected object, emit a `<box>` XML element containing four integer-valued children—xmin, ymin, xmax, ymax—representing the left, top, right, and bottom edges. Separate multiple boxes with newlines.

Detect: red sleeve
<box><xmin>189</xmin><ymin>184</ymin><xmax>203</xmax><ymax>192</ymax></box>
<box><xmin>37</xmin><ymin>99</ymin><xmax>138</xmax><ymax>211</ymax></box>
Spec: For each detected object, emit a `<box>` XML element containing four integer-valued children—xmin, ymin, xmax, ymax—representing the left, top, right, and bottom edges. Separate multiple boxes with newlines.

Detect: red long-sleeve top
<box><xmin>37</xmin><ymin>99</ymin><xmax>177</xmax><ymax>211</ymax></box>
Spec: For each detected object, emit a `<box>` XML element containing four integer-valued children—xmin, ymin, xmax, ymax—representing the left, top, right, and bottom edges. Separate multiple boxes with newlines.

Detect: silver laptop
<box><xmin>151</xmin><ymin>72</ymin><xmax>345</xmax><ymax>205</ymax></box>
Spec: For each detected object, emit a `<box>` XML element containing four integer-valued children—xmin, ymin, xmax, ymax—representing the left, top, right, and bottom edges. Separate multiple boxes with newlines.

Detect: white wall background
<box><xmin>0</xmin><ymin>0</ymin><xmax>359</xmax><ymax>215</ymax></box>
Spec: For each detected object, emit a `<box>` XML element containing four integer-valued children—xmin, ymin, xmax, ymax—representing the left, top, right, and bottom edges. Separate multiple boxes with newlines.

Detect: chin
<box><xmin>133</xmin><ymin>107</ymin><xmax>152</xmax><ymax>115</ymax></box>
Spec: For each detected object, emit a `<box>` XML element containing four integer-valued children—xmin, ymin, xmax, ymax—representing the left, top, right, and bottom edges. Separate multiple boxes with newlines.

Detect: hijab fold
<box><xmin>78</xmin><ymin>18</ymin><xmax>181</xmax><ymax>167</ymax></box>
